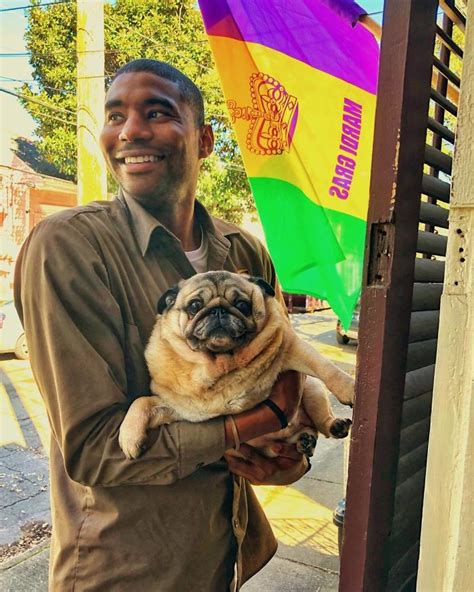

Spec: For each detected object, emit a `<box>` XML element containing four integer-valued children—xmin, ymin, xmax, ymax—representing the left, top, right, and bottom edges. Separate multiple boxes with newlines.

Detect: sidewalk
<box><xmin>0</xmin><ymin>434</ymin><xmax>344</xmax><ymax>591</ymax></box>
<box><xmin>0</xmin><ymin>311</ymin><xmax>354</xmax><ymax>591</ymax></box>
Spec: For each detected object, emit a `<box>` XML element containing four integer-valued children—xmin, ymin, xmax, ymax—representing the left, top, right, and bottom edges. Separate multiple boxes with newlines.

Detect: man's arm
<box><xmin>15</xmin><ymin>216</ymin><xmax>228</xmax><ymax>487</ymax></box>
<box><xmin>223</xmin><ymin>370</ymin><xmax>308</xmax><ymax>485</ymax></box>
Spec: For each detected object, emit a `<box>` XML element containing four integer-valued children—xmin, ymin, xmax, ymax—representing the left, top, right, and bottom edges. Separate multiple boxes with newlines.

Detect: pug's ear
<box><xmin>157</xmin><ymin>286</ymin><xmax>180</xmax><ymax>314</ymax></box>
<box><xmin>247</xmin><ymin>276</ymin><xmax>275</xmax><ymax>297</ymax></box>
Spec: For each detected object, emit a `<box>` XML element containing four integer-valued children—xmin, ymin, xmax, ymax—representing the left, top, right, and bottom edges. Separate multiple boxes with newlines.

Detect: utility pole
<box><xmin>77</xmin><ymin>0</ymin><xmax>107</xmax><ymax>204</ymax></box>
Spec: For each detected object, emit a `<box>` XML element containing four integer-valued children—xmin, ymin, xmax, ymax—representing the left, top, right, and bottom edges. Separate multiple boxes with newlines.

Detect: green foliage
<box><xmin>22</xmin><ymin>0</ymin><xmax>254</xmax><ymax>223</ymax></box>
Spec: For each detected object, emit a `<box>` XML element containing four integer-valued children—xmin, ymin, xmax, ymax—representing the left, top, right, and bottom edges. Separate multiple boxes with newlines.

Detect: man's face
<box><xmin>100</xmin><ymin>71</ymin><xmax>213</xmax><ymax>207</ymax></box>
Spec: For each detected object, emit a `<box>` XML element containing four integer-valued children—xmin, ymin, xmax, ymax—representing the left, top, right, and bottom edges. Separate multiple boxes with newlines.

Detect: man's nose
<box><xmin>118</xmin><ymin>115</ymin><xmax>153</xmax><ymax>142</ymax></box>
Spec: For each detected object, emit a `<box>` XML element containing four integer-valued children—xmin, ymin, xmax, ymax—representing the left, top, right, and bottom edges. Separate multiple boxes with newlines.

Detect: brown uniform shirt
<box><xmin>14</xmin><ymin>195</ymin><xmax>278</xmax><ymax>591</ymax></box>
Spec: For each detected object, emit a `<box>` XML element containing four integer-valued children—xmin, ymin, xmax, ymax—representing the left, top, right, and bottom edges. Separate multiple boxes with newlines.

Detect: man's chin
<box><xmin>121</xmin><ymin>186</ymin><xmax>168</xmax><ymax>205</ymax></box>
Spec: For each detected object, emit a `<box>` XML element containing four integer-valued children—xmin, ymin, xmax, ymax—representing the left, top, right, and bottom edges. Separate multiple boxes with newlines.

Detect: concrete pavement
<box><xmin>0</xmin><ymin>310</ymin><xmax>356</xmax><ymax>590</ymax></box>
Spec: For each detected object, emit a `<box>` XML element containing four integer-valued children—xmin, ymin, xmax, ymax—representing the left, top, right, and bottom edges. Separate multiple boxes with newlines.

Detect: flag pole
<box><xmin>359</xmin><ymin>14</ymin><xmax>382</xmax><ymax>41</ymax></box>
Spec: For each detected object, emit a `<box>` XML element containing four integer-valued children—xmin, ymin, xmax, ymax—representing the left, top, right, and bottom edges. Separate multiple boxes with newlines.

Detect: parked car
<box><xmin>0</xmin><ymin>300</ymin><xmax>28</xmax><ymax>359</ymax></box>
<box><xmin>336</xmin><ymin>303</ymin><xmax>360</xmax><ymax>345</ymax></box>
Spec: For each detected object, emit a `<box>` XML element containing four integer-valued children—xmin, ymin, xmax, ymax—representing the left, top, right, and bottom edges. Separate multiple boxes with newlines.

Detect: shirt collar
<box><xmin>120</xmin><ymin>191</ymin><xmax>240</xmax><ymax>257</ymax></box>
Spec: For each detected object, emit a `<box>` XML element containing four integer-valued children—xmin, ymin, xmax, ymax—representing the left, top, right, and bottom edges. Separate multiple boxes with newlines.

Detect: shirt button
<box><xmin>196</xmin><ymin>462</ymin><xmax>204</xmax><ymax>469</ymax></box>
<box><xmin>233</xmin><ymin>519</ymin><xmax>239</xmax><ymax>530</ymax></box>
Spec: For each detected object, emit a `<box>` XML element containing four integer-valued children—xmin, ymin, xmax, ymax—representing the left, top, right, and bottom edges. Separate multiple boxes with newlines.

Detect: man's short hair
<box><xmin>111</xmin><ymin>59</ymin><xmax>205</xmax><ymax>126</ymax></box>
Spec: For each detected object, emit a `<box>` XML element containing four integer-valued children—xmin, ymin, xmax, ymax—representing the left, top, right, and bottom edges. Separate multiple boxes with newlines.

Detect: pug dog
<box><xmin>119</xmin><ymin>271</ymin><xmax>354</xmax><ymax>460</ymax></box>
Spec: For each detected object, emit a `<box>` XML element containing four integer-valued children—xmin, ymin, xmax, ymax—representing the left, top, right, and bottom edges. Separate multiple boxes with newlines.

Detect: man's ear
<box><xmin>247</xmin><ymin>277</ymin><xmax>275</xmax><ymax>297</ymax></box>
<box><xmin>198</xmin><ymin>124</ymin><xmax>214</xmax><ymax>159</ymax></box>
<box><xmin>157</xmin><ymin>286</ymin><xmax>180</xmax><ymax>314</ymax></box>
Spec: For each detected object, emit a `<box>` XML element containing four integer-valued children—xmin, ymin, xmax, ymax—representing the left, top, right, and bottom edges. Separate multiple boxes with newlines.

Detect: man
<box><xmin>14</xmin><ymin>59</ymin><xmax>308</xmax><ymax>591</ymax></box>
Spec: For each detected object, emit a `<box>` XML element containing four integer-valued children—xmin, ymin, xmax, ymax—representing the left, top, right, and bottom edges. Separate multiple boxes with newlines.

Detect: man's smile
<box><xmin>115</xmin><ymin>152</ymin><xmax>167</xmax><ymax>174</ymax></box>
<box><xmin>123</xmin><ymin>155</ymin><xmax>164</xmax><ymax>164</ymax></box>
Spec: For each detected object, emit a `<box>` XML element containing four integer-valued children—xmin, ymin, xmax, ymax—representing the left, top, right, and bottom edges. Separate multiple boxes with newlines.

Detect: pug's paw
<box><xmin>295</xmin><ymin>429</ymin><xmax>318</xmax><ymax>457</ymax></box>
<box><xmin>334</xmin><ymin>376</ymin><xmax>355</xmax><ymax>406</ymax></box>
<box><xmin>329</xmin><ymin>418</ymin><xmax>352</xmax><ymax>439</ymax></box>
<box><xmin>118</xmin><ymin>425</ymin><xmax>149</xmax><ymax>460</ymax></box>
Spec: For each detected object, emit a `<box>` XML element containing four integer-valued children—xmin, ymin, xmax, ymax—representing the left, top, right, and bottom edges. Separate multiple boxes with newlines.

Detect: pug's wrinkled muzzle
<box><xmin>191</xmin><ymin>306</ymin><xmax>248</xmax><ymax>352</ymax></box>
<box><xmin>194</xmin><ymin>307</ymin><xmax>247</xmax><ymax>338</ymax></box>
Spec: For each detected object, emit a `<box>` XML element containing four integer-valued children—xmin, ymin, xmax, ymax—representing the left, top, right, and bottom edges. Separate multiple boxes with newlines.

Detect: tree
<box><xmin>21</xmin><ymin>0</ymin><xmax>254</xmax><ymax>223</ymax></box>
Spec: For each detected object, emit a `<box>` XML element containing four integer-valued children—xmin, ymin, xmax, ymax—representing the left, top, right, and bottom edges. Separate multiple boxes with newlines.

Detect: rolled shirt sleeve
<box><xmin>14</xmin><ymin>215</ymin><xmax>226</xmax><ymax>487</ymax></box>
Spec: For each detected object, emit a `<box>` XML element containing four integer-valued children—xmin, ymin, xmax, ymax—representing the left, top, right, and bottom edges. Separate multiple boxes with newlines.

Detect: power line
<box><xmin>0</xmin><ymin>0</ymin><xmax>72</xmax><ymax>12</ymax></box>
<box><xmin>0</xmin><ymin>44</ymin><xmax>210</xmax><ymax>59</ymax></box>
<box><xmin>0</xmin><ymin>74</ymin><xmax>74</xmax><ymax>94</ymax></box>
<box><xmin>0</xmin><ymin>2</ymin><xmax>386</xmax><ymax>16</ymax></box>
<box><xmin>104</xmin><ymin>13</ymin><xmax>213</xmax><ymax>72</ymax></box>
<box><xmin>0</xmin><ymin>86</ymin><xmax>76</xmax><ymax>115</ymax></box>
<box><xmin>12</xmin><ymin>105</ymin><xmax>75</xmax><ymax>127</ymax></box>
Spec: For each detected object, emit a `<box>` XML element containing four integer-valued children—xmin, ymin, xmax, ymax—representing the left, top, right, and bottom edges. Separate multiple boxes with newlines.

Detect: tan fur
<box><xmin>119</xmin><ymin>272</ymin><xmax>354</xmax><ymax>459</ymax></box>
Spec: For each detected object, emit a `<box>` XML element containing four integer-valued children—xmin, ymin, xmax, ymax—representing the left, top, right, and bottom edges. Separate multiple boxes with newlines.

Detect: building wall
<box><xmin>0</xmin><ymin>165</ymin><xmax>76</xmax><ymax>300</ymax></box>
<box><xmin>417</xmin><ymin>2</ymin><xmax>474</xmax><ymax>589</ymax></box>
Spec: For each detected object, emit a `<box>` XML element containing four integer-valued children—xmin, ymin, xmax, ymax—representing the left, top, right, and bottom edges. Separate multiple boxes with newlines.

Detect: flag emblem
<box><xmin>227</xmin><ymin>72</ymin><xmax>299</xmax><ymax>156</ymax></box>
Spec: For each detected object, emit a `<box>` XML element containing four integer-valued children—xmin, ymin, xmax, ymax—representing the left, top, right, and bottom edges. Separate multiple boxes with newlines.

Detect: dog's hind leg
<box><xmin>288</xmin><ymin>428</ymin><xmax>319</xmax><ymax>456</ymax></box>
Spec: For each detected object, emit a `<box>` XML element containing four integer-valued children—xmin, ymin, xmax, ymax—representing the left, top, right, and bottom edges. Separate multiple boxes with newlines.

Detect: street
<box><xmin>0</xmin><ymin>309</ymin><xmax>357</xmax><ymax>590</ymax></box>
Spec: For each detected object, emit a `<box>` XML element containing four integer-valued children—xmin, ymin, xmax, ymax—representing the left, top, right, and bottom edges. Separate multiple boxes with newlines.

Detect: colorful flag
<box><xmin>199</xmin><ymin>0</ymin><xmax>379</xmax><ymax>327</ymax></box>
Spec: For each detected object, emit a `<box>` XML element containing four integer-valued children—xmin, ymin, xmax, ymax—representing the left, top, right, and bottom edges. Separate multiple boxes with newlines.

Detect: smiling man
<box><xmin>14</xmin><ymin>59</ymin><xmax>308</xmax><ymax>592</ymax></box>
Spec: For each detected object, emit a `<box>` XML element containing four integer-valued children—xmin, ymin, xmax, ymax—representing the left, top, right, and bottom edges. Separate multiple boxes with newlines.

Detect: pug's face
<box><xmin>157</xmin><ymin>271</ymin><xmax>275</xmax><ymax>354</ymax></box>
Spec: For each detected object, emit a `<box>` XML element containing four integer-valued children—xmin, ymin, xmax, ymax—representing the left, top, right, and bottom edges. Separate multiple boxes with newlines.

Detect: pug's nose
<box><xmin>210</xmin><ymin>306</ymin><xmax>226</xmax><ymax>317</ymax></box>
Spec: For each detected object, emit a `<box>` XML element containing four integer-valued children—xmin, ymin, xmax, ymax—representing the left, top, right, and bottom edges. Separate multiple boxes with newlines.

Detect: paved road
<box><xmin>0</xmin><ymin>310</ymin><xmax>357</xmax><ymax>588</ymax></box>
<box><xmin>0</xmin><ymin>358</ymin><xmax>50</xmax><ymax>548</ymax></box>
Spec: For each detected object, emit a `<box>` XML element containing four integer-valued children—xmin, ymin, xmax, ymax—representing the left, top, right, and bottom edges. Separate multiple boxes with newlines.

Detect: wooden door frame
<box><xmin>339</xmin><ymin>2</ymin><xmax>439</xmax><ymax>590</ymax></box>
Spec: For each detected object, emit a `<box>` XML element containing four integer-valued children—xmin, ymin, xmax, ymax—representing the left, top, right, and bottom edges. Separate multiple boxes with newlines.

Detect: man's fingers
<box><xmin>270</xmin><ymin>442</ymin><xmax>305</xmax><ymax>461</ymax></box>
<box><xmin>237</xmin><ymin>443</ymin><xmax>263</xmax><ymax>461</ymax></box>
<box><xmin>224</xmin><ymin>452</ymin><xmax>267</xmax><ymax>483</ymax></box>
<box><xmin>225</xmin><ymin>443</ymin><xmax>306</xmax><ymax>486</ymax></box>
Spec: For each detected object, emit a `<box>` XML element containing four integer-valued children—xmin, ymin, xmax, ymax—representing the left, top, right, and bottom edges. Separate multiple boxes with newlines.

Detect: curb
<box><xmin>0</xmin><ymin>540</ymin><xmax>50</xmax><ymax>572</ymax></box>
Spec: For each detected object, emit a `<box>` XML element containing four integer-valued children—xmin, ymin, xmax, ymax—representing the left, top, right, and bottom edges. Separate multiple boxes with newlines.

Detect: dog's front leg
<box><xmin>285</xmin><ymin>336</ymin><xmax>355</xmax><ymax>406</ymax></box>
<box><xmin>119</xmin><ymin>396</ymin><xmax>178</xmax><ymax>460</ymax></box>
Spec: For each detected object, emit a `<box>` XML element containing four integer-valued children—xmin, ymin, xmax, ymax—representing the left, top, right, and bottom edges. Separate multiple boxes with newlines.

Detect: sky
<box><xmin>0</xmin><ymin>0</ymin><xmax>384</xmax><ymax>153</ymax></box>
<box><xmin>0</xmin><ymin>0</ymin><xmax>37</xmax><ymax>140</ymax></box>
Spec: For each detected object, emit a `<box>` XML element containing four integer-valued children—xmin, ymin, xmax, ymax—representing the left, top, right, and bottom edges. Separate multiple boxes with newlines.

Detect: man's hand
<box><xmin>223</xmin><ymin>371</ymin><xmax>306</xmax><ymax>449</ymax></box>
<box><xmin>224</xmin><ymin>443</ymin><xmax>308</xmax><ymax>486</ymax></box>
<box><xmin>268</xmin><ymin>370</ymin><xmax>305</xmax><ymax>421</ymax></box>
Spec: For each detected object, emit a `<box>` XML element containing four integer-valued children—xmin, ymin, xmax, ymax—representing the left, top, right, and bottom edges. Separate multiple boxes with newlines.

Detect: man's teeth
<box><xmin>124</xmin><ymin>155</ymin><xmax>162</xmax><ymax>164</ymax></box>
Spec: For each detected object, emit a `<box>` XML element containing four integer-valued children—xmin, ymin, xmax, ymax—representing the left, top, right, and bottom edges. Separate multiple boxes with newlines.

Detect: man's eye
<box><xmin>187</xmin><ymin>300</ymin><xmax>203</xmax><ymax>316</ymax></box>
<box><xmin>107</xmin><ymin>112</ymin><xmax>123</xmax><ymax>122</ymax></box>
<box><xmin>235</xmin><ymin>300</ymin><xmax>251</xmax><ymax>316</ymax></box>
<box><xmin>149</xmin><ymin>110</ymin><xmax>165</xmax><ymax>119</ymax></box>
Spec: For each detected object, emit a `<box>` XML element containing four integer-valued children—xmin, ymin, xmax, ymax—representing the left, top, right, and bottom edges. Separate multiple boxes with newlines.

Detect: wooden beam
<box><xmin>339</xmin><ymin>1</ymin><xmax>439</xmax><ymax>589</ymax></box>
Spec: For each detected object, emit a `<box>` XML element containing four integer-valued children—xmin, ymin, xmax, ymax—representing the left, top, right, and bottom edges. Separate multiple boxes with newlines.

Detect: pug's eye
<box><xmin>235</xmin><ymin>300</ymin><xmax>251</xmax><ymax>316</ymax></box>
<box><xmin>187</xmin><ymin>299</ymin><xmax>203</xmax><ymax>316</ymax></box>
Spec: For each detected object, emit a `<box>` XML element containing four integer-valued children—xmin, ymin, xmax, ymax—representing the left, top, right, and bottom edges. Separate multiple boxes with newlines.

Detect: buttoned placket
<box><xmin>120</xmin><ymin>194</ymin><xmax>247</xmax><ymax>588</ymax></box>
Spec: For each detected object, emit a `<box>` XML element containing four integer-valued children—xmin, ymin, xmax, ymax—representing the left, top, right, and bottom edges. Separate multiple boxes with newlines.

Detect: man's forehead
<box><xmin>105</xmin><ymin>71</ymin><xmax>183</xmax><ymax>103</ymax></box>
